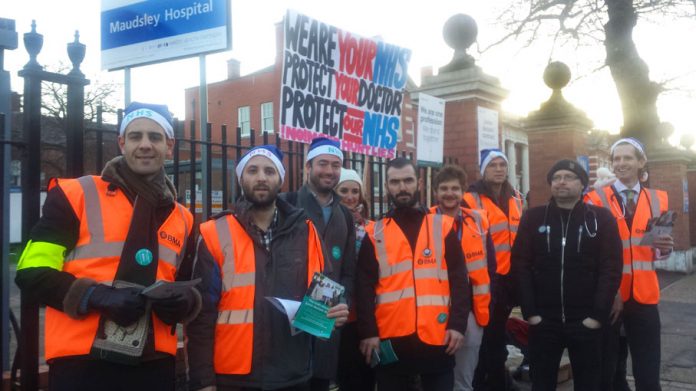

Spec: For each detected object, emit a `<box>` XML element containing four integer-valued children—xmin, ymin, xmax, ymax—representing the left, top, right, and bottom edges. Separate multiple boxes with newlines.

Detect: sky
<box><xmin>4</xmin><ymin>0</ymin><xmax>696</xmax><ymax>146</ymax></box>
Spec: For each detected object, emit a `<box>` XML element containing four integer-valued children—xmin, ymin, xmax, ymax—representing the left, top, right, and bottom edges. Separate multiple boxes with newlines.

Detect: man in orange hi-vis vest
<box><xmin>356</xmin><ymin>157</ymin><xmax>470</xmax><ymax>391</ymax></box>
<box><xmin>463</xmin><ymin>148</ymin><xmax>523</xmax><ymax>390</ymax></box>
<box><xmin>585</xmin><ymin>138</ymin><xmax>673</xmax><ymax>391</ymax></box>
<box><xmin>15</xmin><ymin>102</ymin><xmax>199</xmax><ymax>390</ymax></box>
<box><xmin>431</xmin><ymin>165</ymin><xmax>496</xmax><ymax>391</ymax></box>
<box><xmin>187</xmin><ymin>145</ymin><xmax>349</xmax><ymax>391</ymax></box>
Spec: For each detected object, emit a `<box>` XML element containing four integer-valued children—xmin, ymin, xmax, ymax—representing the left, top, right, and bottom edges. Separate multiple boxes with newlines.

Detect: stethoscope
<box><xmin>608</xmin><ymin>187</ymin><xmax>646</xmax><ymax>219</ymax></box>
<box><xmin>435</xmin><ymin>207</ymin><xmax>485</xmax><ymax>241</ymax></box>
<box><xmin>539</xmin><ymin>202</ymin><xmax>598</xmax><ymax>253</ymax></box>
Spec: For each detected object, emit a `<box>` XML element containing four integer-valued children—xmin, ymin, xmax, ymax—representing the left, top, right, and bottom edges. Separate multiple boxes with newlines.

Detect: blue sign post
<box><xmin>101</xmin><ymin>0</ymin><xmax>231</xmax><ymax>70</ymax></box>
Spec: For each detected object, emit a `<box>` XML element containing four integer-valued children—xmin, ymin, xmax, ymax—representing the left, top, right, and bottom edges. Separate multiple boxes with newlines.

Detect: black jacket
<box><xmin>281</xmin><ymin>186</ymin><xmax>356</xmax><ymax>379</ymax></box>
<box><xmin>512</xmin><ymin>200</ymin><xmax>622</xmax><ymax>324</ymax></box>
<box><xmin>187</xmin><ymin>197</ymin><xmax>326</xmax><ymax>390</ymax></box>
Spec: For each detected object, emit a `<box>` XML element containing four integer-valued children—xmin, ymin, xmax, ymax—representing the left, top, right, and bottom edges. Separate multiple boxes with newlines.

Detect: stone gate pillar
<box><xmin>522</xmin><ymin>62</ymin><xmax>593</xmax><ymax>207</ymax></box>
<box><xmin>410</xmin><ymin>14</ymin><xmax>508</xmax><ymax>179</ymax></box>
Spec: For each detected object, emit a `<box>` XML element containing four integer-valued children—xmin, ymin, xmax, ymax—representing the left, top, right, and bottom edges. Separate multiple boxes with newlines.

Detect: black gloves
<box><xmin>87</xmin><ymin>284</ymin><xmax>147</xmax><ymax>326</ymax></box>
<box><xmin>151</xmin><ymin>287</ymin><xmax>199</xmax><ymax>325</ymax></box>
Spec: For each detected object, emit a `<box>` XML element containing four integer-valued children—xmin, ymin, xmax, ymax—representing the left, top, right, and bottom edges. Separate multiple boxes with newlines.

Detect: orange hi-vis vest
<box><xmin>365</xmin><ymin>213</ymin><xmax>454</xmax><ymax>345</ymax></box>
<box><xmin>463</xmin><ymin>191</ymin><xmax>523</xmax><ymax>275</ymax></box>
<box><xmin>430</xmin><ymin>206</ymin><xmax>492</xmax><ymax>327</ymax></box>
<box><xmin>585</xmin><ymin>186</ymin><xmax>668</xmax><ymax>304</ymax></box>
<box><xmin>199</xmin><ymin>213</ymin><xmax>325</xmax><ymax>375</ymax></box>
<box><xmin>45</xmin><ymin>176</ymin><xmax>193</xmax><ymax>361</ymax></box>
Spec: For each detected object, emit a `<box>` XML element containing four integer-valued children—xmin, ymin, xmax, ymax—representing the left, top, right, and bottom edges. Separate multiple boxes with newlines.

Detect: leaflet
<box><xmin>266</xmin><ymin>272</ymin><xmax>345</xmax><ymax>339</ymax></box>
<box><xmin>293</xmin><ymin>273</ymin><xmax>345</xmax><ymax>339</ymax></box>
<box><xmin>639</xmin><ymin>211</ymin><xmax>676</xmax><ymax>246</ymax></box>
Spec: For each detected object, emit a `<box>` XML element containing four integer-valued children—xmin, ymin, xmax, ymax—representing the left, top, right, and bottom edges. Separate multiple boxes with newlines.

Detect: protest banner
<box><xmin>280</xmin><ymin>10</ymin><xmax>411</xmax><ymax>158</ymax></box>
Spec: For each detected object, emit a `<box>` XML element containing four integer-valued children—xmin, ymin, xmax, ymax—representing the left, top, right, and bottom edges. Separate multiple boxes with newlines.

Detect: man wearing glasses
<box><xmin>512</xmin><ymin>159</ymin><xmax>622</xmax><ymax>390</ymax></box>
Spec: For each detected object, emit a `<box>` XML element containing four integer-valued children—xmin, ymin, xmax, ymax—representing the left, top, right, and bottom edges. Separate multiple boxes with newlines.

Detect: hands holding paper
<box><xmin>359</xmin><ymin>337</ymin><xmax>380</xmax><ymax>364</ymax></box>
<box><xmin>327</xmin><ymin>303</ymin><xmax>349</xmax><ymax>329</ymax></box>
<box><xmin>652</xmin><ymin>234</ymin><xmax>674</xmax><ymax>255</ymax></box>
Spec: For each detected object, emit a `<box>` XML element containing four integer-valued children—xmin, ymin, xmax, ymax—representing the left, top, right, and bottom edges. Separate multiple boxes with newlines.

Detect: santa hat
<box><xmin>119</xmin><ymin>102</ymin><xmax>174</xmax><ymax>139</ymax></box>
<box><xmin>479</xmin><ymin>148</ymin><xmax>508</xmax><ymax>176</ymax></box>
<box><xmin>306</xmin><ymin>137</ymin><xmax>343</xmax><ymax>162</ymax></box>
<box><xmin>236</xmin><ymin>145</ymin><xmax>285</xmax><ymax>184</ymax></box>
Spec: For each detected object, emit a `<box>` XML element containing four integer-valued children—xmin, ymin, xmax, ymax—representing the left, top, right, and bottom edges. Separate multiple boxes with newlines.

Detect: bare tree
<box><xmin>486</xmin><ymin>0</ymin><xmax>695</xmax><ymax>146</ymax></box>
<box><xmin>41</xmin><ymin>62</ymin><xmax>121</xmax><ymax>125</ymax></box>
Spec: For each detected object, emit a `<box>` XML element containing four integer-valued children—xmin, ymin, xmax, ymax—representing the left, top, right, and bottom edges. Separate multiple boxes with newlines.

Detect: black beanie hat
<box><xmin>547</xmin><ymin>159</ymin><xmax>589</xmax><ymax>187</ymax></box>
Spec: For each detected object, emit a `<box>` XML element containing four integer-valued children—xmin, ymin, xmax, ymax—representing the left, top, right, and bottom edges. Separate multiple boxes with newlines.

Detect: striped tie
<box><xmin>623</xmin><ymin>189</ymin><xmax>636</xmax><ymax>216</ymax></box>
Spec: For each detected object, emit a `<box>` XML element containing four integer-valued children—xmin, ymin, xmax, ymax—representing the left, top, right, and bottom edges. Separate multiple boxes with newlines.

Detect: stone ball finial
<box><xmin>543</xmin><ymin>61</ymin><xmax>571</xmax><ymax>90</ymax></box>
<box><xmin>443</xmin><ymin>14</ymin><xmax>477</xmax><ymax>51</ymax></box>
<box><xmin>680</xmin><ymin>133</ymin><xmax>694</xmax><ymax>149</ymax></box>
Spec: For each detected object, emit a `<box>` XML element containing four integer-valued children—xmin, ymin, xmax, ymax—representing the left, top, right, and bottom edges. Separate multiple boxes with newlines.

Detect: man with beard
<box><xmin>513</xmin><ymin>159</ymin><xmax>622</xmax><ymax>390</ymax></box>
<box><xmin>431</xmin><ymin>165</ymin><xmax>495</xmax><ymax>391</ymax></box>
<box><xmin>464</xmin><ymin>148</ymin><xmax>524</xmax><ymax>390</ymax></box>
<box><xmin>15</xmin><ymin>102</ymin><xmax>199</xmax><ymax>390</ymax></box>
<box><xmin>356</xmin><ymin>157</ymin><xmax>470</xmax><ymax>391</ymax></box>
<box><xmin>187</xmin><ymin>145</ymin><xmax>349</xmax><ymax>391</ymax></box>
<box><xmin>281</xmin><ymin>137</ymin><xmax>356</xmax><ymax>391</ymax></box>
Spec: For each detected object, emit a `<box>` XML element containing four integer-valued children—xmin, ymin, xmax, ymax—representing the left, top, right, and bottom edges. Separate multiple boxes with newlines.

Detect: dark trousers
<box><xmin>336</xmin><ymin>322</ymin><xmax>375</xmax><ymax>391</ymax></box>
<box><xmin>376</xmin><ymin>367</ymin><xmax>453</xmax><ymax>391</ymax></box>
<box><xmin>48</xmin><ymin>356</ymin><xmax>175</xmax><ymax>391</ymax></box>
<box><xmin>624</xmin><ymin>299</ymin><xmax>661</xmax><ymax>391</ymax></box>
<box><xmin>473</xmin><ymin>295</ymin><xmax>514</xmax><ymax>390</ymax></box>
<box><xmin>529</xmin><ymin>319</ymin><xmax>602</xmax><ymax>391</ymax></box>
<box><xmin>600</xmin><ymin>322</ymin><xmax>631</xmax><ymax>391</ymax></box>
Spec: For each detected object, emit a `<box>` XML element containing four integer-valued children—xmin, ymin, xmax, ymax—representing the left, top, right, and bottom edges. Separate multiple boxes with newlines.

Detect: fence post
<box><xmin>65</xmin><ymin>31</ymin><xmax>88</xmax><ymax>178</ymax></box>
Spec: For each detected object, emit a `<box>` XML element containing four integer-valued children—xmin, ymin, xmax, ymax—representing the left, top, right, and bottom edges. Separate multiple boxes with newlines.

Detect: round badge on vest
<box><xmin>423</xmin><ymin>248</ymin><xmax>432</xmax><ymax>257</ymax></box>
<box><xmin>135</xmin><ymin>248</ymin><xmax>153</xmax><ymax>266</ymax></box>
<box><xmin>538</xmin><ymin>225</ymin><xmax>547</xmax><ymax>233</ymax></box>
<box><xmin>332</xmin><ymin>245</ymin><xmax>342</xmax><ymax>260</ymax></box>
<box><xmin>437</xmin><ymin>313</ymin><xmax>448</xmax><ymax>324</ymax></box>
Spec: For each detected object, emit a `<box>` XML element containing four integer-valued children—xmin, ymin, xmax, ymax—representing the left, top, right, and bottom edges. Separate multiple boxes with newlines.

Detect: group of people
<box><xmin>14</xmin><ymin>101</ymin><xmax>673</xmax><ymax>391</ymax></box>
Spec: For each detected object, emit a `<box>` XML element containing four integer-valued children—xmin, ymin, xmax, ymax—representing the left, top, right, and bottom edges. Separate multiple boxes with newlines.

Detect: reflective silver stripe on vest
<box><xmin>647</xmin><ymin>189</ymin><xmax>661</xmax><ymax>217</ymax></box>
<box><xmin>432</xmin><ymin>214</ymin><xmax>446</xmax><ymax>280</ymax></box>
<box><xmin>376</xmin><ymin>287</ymin><xmax>415</xmax><ymax>304</ymax></box>
<box><xmin>374</xmin><ymin>220</ymin><xmax>412</xmax><ymax>278</ymax></box>
<box><xmin>473</xmin><ymin>284</ymin><xmax>491</xmax><ymax>295</ymax></box>
<box><xmin>416</xmin><ymin>295</ymin><xmax>450</xmax><ymax>307</ymax></box>
<box><xmin>470</xmin><ymin>211</ymin><xmax>488</xmax><ymax>263</ymax></box>
<box><xmin>621</xmin><ymin>239</ymin><xmax>630</xmax><ymax>249</ymax></box>
<box><xmin>470</xmin><ymin>192</ymin><xmax>483</xmax><ymax>209</ymax></box>
<box><xmin>490</xmin><ymin>222</ymin><xmax>508</xmax><ymax>233</ymax></box>
<box><xmin>414</xmin><ymin>268</ymin><xmax>449</xmax><ymax>280</ymax></box>
<box><xmin>67</xmin><ymin>241</ymin><xmax>124</xmax><ymax>261</ymax></box>
<box><xmin>622</xmin><ymin>264</ymin><xmax>632</xmax><ymax>274</ymax></box>
<box><xmin>466</xmin><ymin>259</ymin><xmax>487</xmax><ymax>272</ymax></box>
<box><xmin>495</xmin><ymin>243</ymin><xmax>511</xmax><ymax>253</ymax></box>
<box><xmin>79</xmin><ymin>176</ymin><xmax>105</xmax><ymax>244</ymax></box>
<box><xmin>215</xmin><ymin>217</ymin><xmax>255</xmax><ymax>291</ymax></box>
<box><xmin>509</xmin><ymin>225</ymin><xmax>518</xmax><ymax>233</ymax></box>
<box><xmin>633</xmin><ymin>261</ymin><xmax>655</xmax><ymax>271</ymax></box>
<box><xmin>217</xmin><ymin>309</ymin><xmax>254</xmax><ymax>325</ymax></box>
<box><xmin>159</xmin><ymin>245</ymin><xmax>178</xmax><ymax>267</ymax></box>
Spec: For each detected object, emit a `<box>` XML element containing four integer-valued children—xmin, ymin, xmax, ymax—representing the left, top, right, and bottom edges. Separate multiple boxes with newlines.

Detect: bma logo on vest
<box><xmin>159</xmin><ymin>231</ymin><xmax>181</xmax><ymax>247</ymax></box>
<box><xmin>417</xmin><ymin>257</ymin><xmax>436</xmax><ymax>265</ymax></box>
<box><xmin>465</xmin><ymin>250</ymin><xmax>483</xmax><ymax>259</ymax></box>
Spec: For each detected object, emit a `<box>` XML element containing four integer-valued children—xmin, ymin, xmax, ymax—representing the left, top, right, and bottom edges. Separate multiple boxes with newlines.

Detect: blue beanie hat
<box><xmin>119</xmin><ymin>102</ymin><xmax>174</xmax><ymax>139</ymax></box>
<box><xmin>306</xmin><ymin>137</ymin><xmax>343</xmax><ymax>162</ymax></box>
<box><xmin>479</xmin><ymin>148</ymin><xmax>508</xmax><ymax>176</ymax></box>
<box><xmin>236</xmin><ymin>145</ymin><xmax>286</xmax><ymax>184</ymax></box>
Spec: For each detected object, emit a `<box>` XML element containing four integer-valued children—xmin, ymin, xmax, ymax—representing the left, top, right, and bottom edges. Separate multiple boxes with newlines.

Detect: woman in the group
<box><xmin>334</xmin><ymin>168</ymin><xmax>375</xmax><ymax>390</ymax></box>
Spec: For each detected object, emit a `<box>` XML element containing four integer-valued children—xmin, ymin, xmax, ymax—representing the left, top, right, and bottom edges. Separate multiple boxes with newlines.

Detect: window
<box><xmin>261</xmin><ymin>102</ymin><xmax>274</xmax><ymax>133</ymax></box>
<box><xmin>238</xmin><ymin>106</ymin><xmax>250</xmax><ymax>137</ymax></box>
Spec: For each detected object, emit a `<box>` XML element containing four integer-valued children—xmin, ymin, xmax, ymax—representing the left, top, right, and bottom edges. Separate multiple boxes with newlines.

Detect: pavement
<box><xmin>4</xmin><ymin>267</ymin><xmax>696</xmax><ymax>390</ymax></box>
